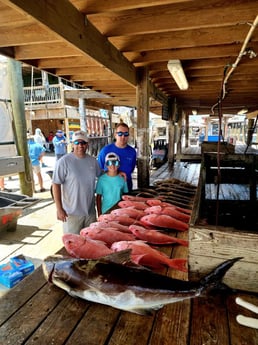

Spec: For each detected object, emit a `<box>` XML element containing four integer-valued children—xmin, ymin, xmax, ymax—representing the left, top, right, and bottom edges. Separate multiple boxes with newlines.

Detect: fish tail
<box><xmin>200</xmin><ymin>257</ymin><xmax>243</xmax><ymax>292</ymax></box>
<box><xmin>174</xmin><ymin>238</ymin><xmax>189</xmax><ymax>247</ymax></box>
<box><xmin>169</xmin><ymin>258</ymin><xmax>188</xmax><ymax>272</ymax></box>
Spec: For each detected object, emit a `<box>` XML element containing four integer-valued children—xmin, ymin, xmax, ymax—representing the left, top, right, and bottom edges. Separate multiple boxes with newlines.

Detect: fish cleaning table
<box><xmin>0</xmin><ymin>243</ymin><xmax>258</xmax><ymax>345</ymax></box>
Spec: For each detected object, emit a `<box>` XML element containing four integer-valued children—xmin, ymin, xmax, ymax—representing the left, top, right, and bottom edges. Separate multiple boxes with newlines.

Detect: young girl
<box><xmin>96</xmin><ymin>152</ymin><xmax>128</xmax><ymax>216</ymax></box>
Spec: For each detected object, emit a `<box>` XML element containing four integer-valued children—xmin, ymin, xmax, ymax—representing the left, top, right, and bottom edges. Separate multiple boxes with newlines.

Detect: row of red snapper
<box><xmin>62</xmin><ymin>195</ymin><xmax>191</xmax><ymax>273</ymax></box>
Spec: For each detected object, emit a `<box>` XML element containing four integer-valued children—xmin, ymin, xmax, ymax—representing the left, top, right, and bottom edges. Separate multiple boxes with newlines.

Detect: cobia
<box><xmin>42</xmin><ymin>251</ymin><xmax>242</xmax><ymax>315</ymax></box>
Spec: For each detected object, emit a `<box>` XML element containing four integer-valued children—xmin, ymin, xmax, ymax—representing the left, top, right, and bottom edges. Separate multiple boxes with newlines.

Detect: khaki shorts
<box><xmin>32</xmin><ymin>165</ymin><xmax>41</xmax><ymax>174</ymax></box>
<box><xmin>63</xmin><ymin>213</ymin><xmax>97</xmax><ymax>234</ymax></box>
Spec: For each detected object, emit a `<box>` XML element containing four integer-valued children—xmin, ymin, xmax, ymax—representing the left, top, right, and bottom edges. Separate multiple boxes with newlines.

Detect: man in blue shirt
<box><xmin>27</xmin><ymin>134</ymin><xmax>46</xmax><ymax>193</ymax></box>
<box><xmin>97</xmin><ymin>123</ymin><xmax>136</xmax><ymax>191</ymax></box>
<box><xmin>52</xmin><ymin>130</ymin><xmax>67</xmax><ymax>160</ymax></box>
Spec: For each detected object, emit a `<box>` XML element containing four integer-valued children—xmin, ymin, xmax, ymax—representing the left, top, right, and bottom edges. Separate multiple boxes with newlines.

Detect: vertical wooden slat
<box><xmin>136</xmin><ymin>66</ymin><xmax>150</xmax><ymax>188</ymax></box>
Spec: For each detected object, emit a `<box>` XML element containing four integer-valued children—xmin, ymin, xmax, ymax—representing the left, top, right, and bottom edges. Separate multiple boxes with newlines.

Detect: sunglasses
<box><xmin>73</xmin><ymin>140</ymin><xmax>88</xmax><ymax>145</ymax></box>
<box><xmin>106</xmin><ymin>160</ymin><xmax>120</xmax><ymax>167</ymax></box>
<box><xmin>116</xmin><ymin>131</ymin><xmax>129</xmax><ymax>137</ymax></box>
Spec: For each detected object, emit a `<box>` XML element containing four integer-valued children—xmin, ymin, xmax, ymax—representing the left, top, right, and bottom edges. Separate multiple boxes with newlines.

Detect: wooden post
<box><xmin>176</xmin><ymin>111</ymin><xmax>183</xmax><ymax>160</ymax></box>
<box><xmin>108</xmin><ymin>110</ymin><xmax>113</xmax><ymax>143</ymax></box>
<box><xmin>167</xmin><ymin>120</ymin><xmax>175</xmax><ymax>170</ymax></box>
<box><xmin>246</xmin><ymin>118</ymin><xmax>255</xmax><ymax>146</ymax></box>
<box><xmin>185</xmin><ymin>113</ymin><xmax>190</xmax><ymax>148</ymax></box>
<box><xmin>136</xmin><ymin>66</ymin><xmax>150</xmax><ymax>188</ymax></box>
<box><xmin>79</xmin><ymin>97</ymin><xmax>87</xmax><ymax>132</ymax></box>
<box><xmin>7</xmin><ymin>59</ymin><xmax>33</xmax><ymax>196</ymax></box>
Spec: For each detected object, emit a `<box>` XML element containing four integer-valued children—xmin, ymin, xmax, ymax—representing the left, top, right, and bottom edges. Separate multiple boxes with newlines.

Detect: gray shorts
<box><xmin>63</xmin><ymin>213</ymin><xmax>97</xmax><ymax>234</ymax></box>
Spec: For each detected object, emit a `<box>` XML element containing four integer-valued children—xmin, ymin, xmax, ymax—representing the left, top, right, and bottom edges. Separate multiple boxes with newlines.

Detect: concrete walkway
<box><xmin>0</xmin><ymin>153</ymin><xmax>63</xmax><ymax>297</ymax></box>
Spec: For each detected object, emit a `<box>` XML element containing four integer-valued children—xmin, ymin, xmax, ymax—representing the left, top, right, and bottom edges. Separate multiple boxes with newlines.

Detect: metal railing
<box><xmin>24</xmin><ymin>84</ymin><xmax>64</xmax><ymax>105</ymax></box>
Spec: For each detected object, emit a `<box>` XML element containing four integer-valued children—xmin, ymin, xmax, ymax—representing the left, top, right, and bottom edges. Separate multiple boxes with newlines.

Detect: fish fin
<box><xmin>99</xmin><ymin>249</ymin><xmax>133</xmax><ymax>265</ymax></box>
<box><xmin>200</xmin><ymin>257</ymin><xmax>243</xmax><ymax>292</ymax></box>
<box><xmin>100</xmin><ymin>250</ymin><xmax>150</xmax><ymax>270</ymax></box>
<box><xmin>169</xmin><ymin>258</ymin><xmax>188</xmax><ymax>272</ymax></box>
<box><xmin>129</xmin><ymin>305</ymin><xmax>164</xmax><ymax>316</ymax></box>
<box><xmin>131</xmin><ymin>254</ymin><xmax>147</xmax><ymax>264</ymax></box>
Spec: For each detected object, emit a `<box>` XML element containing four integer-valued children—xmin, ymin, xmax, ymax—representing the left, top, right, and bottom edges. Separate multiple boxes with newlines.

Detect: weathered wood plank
<box><xmin>0</xmin><ymin>267</ymin><xmax>46</xmax><ymax>325</ymax></box>
<box><xmin>108</xmin><ymin>311</ymin><xmax>155</xmax><ymax>345</ymax></box>
<box><xmin>190</xmin><ymin>295</ymin><xmax>230</xmax><ymax>345</ymax></box>
<box><xmin>25</xmin><ymin>295</ymin><xmax>90</xmax><ymax>345</ymax></box>
<box><xmin>149</xmin><ymin>300</ymin><xmax>190</xmax><ymax>345</ymax></box>
<box><xmin>147</xmin><ymin>230</ymin><xmax>190</xmax><ymax>345</ymax></box>
<box><xmin>65</xmin><ymin>303</ymin><xmax>121</xmax><ymax>345</ymax></box>
<box><xmin>189</xmin><ymin>226</ymin><xmax>258</xmax><ymax>292</ymax></box>
<box><xmin>0</xmin><ymin>282</ymin><xmax>66</xmax><ymax>344</ymax></box>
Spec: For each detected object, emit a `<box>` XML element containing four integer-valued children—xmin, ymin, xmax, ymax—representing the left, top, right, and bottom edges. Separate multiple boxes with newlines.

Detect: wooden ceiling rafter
<box><xmin>0</xmin><ymin>0</ymin><xmax>257</xmax><ymax>115</ymax></box>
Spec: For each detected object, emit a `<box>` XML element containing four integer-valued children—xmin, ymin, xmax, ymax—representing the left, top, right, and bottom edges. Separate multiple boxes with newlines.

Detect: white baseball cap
<box><xmin>105</xmin><ymin>152</ymin><xmax>120</xmax><ymax>163</ymax></box>
<box><xmin>72</xmin><ymin>131</ymin><xmax>88</xmax><ymax>142</ymax></box>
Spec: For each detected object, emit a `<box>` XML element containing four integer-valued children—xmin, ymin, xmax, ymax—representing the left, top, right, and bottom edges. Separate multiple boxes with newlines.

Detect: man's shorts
<box><xmin>32</xmin><ymin>165</ymin><xmax>41</xmax><ymax>174</ymax></box>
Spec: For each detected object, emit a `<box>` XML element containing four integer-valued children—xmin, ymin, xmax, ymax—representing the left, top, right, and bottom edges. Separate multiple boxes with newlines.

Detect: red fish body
<box><xmin>80</xmin><ymin>227</ymin><xmax>135</xmax><ymax>247</ymax></box>
<box><xmin>122</xmin><ymin>195</ymin><xmax>151</xmax><ymax>202</ymax></box>
<box><xmin>98</xmin><ymin>214</ymin><xmax>115</xmax><ymax>222</ymax></box>
<box><xmin>111</xmin><ymin>207</ymin><xmax>145</xmax><ymax>219</ymax></box>
<box><xmin>108</xmin><ymin>214</ymin><xmax>142</xmax><ymax>226</ymax></box>
<box><xmin>144</xmin><ymin>205</ymin><xmax>190</xmax><ymax>223</ymax></box>
<box><xmin>111</xmin><ymin>240</ymin><xmax>187</xmax><ymax>272</ymax></box>
<box><xmin>161</xmin><ymin>202</ymin><xmax>192</xmax><ymax>215</ymax></box>
<box><xmin>89</xmin><ymin>221</ymin><xmax>113</xmax><ymax>228</ymax></box>
<box><xmin>118</xmin><ymin>200</ymin><xmax>148</xmax><ymax>210</ymax></box>
<box><xmin>161</xmin><ymin>207</ymin><xmax>190</xmax><ymax>223</ymax></box>
<box><xmin>144</xmin><ymin>205</ymin><xmax>163</xmax><ymax>214</ymax></box>
<box><xmin>62</xmin><ymin>233</ymin><xmax>112</xmax><ymax>259</ymax></box>
<box><xmin>140</xmin><ymin>214</ymin><xmax>189</xmax><ymax>231</ymax></box>
<box><xmin>146</xmin><ymin>199</ymin><xmax>162</xmax><ymax>206</ymax></box>
<box><xmin>90</xmin><ymin>221</ymin><xmax>131</xmax><ymax>233</ymax></box>
<box><xmin>129</xmin><ymin>225</ymin><xmax>188</xmax><ymax>246</ymax></box>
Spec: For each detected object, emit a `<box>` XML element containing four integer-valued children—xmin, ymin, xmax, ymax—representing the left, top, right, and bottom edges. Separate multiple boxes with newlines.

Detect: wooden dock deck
<box><xmin>0</xmin><ymin>150</ymin><xmax>258</xmax><ymax>344</ymax></box>
<box><xmin>0</xmin><ymin>262</ymin><xmax>258</xmax><ymax>345</ymax></box>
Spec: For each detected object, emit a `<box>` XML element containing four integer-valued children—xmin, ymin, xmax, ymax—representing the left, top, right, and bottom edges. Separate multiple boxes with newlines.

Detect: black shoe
<box><xmin>40</xmin><ymin>188</ymin><xmax>46</xmax><ymax>192</ymax></box>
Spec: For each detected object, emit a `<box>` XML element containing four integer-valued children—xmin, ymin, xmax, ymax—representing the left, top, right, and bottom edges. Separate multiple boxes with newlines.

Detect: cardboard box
<box><xmin>10</xmin><ymin>255</ymin><xmax>35</xmax><ymax>276</ymax></box>
<box><xmin>0</xmin><ymin>262</ymin><xmax>23</xmax><ymax>288</ymax></box>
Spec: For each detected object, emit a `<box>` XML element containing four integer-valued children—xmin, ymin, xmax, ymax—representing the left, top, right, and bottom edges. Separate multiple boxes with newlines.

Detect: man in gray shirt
<box><xmin>52</xmin><ymin>130</ymin><xmax>102</xmax><ymax>234</ymax></box>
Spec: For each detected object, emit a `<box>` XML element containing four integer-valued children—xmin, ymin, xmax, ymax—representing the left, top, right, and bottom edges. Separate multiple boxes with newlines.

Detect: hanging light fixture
<box><xmin>167</xmin><ymin>60</ymin><xmax>189</xmax><ymax>90</ymax></box>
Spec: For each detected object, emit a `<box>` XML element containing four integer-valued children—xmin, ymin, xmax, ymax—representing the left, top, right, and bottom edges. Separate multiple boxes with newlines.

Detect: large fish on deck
<box><xmin>42</xmin><ymin>251</ymin><xmax>242</xmax><ymax>315</ymax></box>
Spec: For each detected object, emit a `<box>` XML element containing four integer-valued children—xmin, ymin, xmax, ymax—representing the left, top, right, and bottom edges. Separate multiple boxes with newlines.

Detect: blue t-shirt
<box><xmin>53</xmin><ymin>135</ymin><xmax>67</xmax><ymax>155</ymax></box>
<box><xmin>96</xmin><ymin>173</ymin><xmax>128</xmax><ymax>213</ymax></box>
<box><xmin>97</xmin><ymin>143</ymin><xmax>136</xmax><ymax>191</ymax></box>
<box><xmin>28</xmin><ymin>140</ymin><xmax>46</xmax><ymax>166</ymax></box>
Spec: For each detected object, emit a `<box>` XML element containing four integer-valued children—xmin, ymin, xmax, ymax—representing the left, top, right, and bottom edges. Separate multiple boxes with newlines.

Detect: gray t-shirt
<box><xmin>52</xmin><ymin>152</ymin><xmax>102</xmax><ymax>216</ymax></box>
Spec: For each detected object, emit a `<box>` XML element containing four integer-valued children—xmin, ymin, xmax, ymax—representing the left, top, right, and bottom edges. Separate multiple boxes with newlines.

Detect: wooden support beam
<box><xmin>4</xmin><ymin>0</ymin><xmax>136</xmax><ymax>85</ymax></box>
<box><xmin>7</xmin><ymin>59</ymin><xmax>33</xmax><ymax>196</ymax></box>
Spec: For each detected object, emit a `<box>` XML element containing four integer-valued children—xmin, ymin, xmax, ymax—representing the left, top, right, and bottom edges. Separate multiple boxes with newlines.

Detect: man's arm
<box><xmin>52</xmin><ymin>183</ymin><xmax>68</xmax><ymax>222</ymax></box>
